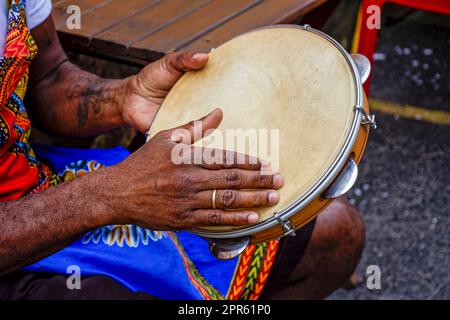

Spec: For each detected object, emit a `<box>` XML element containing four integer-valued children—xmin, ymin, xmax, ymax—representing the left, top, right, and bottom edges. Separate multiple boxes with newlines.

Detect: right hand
<box><xmin>105</xmin><ymin>108</ymin><xmax>284</xmax><ymax>230</ymax></box>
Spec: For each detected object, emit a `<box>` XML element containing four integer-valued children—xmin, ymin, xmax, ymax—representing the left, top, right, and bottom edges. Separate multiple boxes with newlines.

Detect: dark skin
<box><xmin>1</xmin><ymin>17</ymin><xmax>366</xmax><ymax>300</ymax></box>
<box><xmin>0</xmin><ymin>17</ymin><xmax>284</xmax><ymax>275</ymax></box>
<box><xmin>27</xmin><ymin>17</ymin><xmax>205</xmax><ymax>137</ymax></box>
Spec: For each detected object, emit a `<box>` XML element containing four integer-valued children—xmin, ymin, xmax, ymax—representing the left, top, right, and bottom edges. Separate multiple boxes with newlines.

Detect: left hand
<box><xmin>122</xmin><ymin>51</ymin><xmax>209</xmax><ymax>133</ymax></box>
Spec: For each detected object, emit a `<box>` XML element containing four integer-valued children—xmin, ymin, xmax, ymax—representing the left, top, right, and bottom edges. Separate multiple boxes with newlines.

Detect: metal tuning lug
<box><xmin>323</xmin><ymin>158</ymin><xmax>359</xmax><ymax>199</ymax></box>
<box><xmin>209</xmin><ymin>237</ymin><xmax>250</xmax><ymax>260</ymax></box>
<box><xmin>351</xmin><ymin>53</ymin><xmax>371</xmax><ymax>84</ymax></box>
<box><xmin>273</xmin><ymin>212</ymin><xmax>296</xmax><ymax>237</ymax></box>
<box><xmin>355</xmin><ymin>105</ymin><xmax>377</xmax><ymax>130</ymax></box>
<box><xmin>351</xmin><ymin>54</ymin><xmax>376</xmax><ymax>129</ymax></box>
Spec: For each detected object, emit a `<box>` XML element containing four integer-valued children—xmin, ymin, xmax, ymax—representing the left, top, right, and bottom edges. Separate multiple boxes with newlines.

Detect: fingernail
<box><xmin>193</xmin><ymin>53</ymin><xmax>208</xmax><ymax>60</ymax></box>
<box><xmin>208</xmin><ymin>108</ymin><xmax>222</xmax><ymax>118</ymax></box>
<box><xmin>248</xmin><ymin>213</ymin><xmax>259</xmax><ymax>224</ymax></box>
<box><xmin>268</xmin><ymin>191</ymin><xmax>279</xmax><ymax>204</ymax></box>
<box><xmin>273</xmin><ymin>174</ymin><xmax>284</xmax><ymax>188</ymax></box>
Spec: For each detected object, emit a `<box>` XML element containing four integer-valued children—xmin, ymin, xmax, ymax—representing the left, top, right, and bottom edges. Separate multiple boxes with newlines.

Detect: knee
<box><xmin>270</xmin><ymin>197</ymin><xmax>365</xmax><ymax>299</ymax></box>
<box><xmin>272</xmin><ymin>197</ymin><xmax>365</xmax><ymax>299</ymax></box>
<box><xmin>328</xmin><ymin>197</ymin><xmax>365</xmax><ymax>253</ymax></box>
<box><xmin>315</xmin><ymin>196</ymin><xmax>366</xmax><ymax>279</ymax></box>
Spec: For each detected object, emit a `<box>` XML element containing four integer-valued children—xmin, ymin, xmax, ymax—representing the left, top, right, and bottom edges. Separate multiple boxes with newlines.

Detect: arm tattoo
<box><xmin>28</xmin><ymin>60</ymin><xmax>126</xmax><ymax>137</ymax></box>
<box><xmin>73</xmin><ymin>77</ymin><xmax>114</xmax><ymax>128</ymax></box>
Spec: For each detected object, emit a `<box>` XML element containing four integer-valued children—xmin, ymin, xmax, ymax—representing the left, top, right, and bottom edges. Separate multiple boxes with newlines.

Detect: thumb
<box><xmin>170</xmin><ymin>108</ymin><xmax>223</xmax><ymax>144</ymax></box>
<box><xmin>165</xmin><ymin>51</ymin><xmax>209</xmax><ymax>73</ymax></box>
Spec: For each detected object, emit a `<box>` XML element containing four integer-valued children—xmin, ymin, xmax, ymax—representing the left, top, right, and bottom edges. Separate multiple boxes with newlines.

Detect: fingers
<box><xmin>164</xmin><ymin>51</ymin><xmax>209</xmax><ymax>73</ymax></box>
<box><xmin>197</xmin><ymin>169</ymin><xmax>284</xmax><ymax>190</ymax></box>
<box><xmin>190</xmin><ymin>147</ymin><xmax>263</xmax><ymax>171</ymax></box>
<box><xmin>193</xmin><ymin>189</ymin><xmax>279</xmax><ymax>209</ymax></box>
<box><xmin>190</xmin><ymin>209</ymin><xmax>259</xmax><ymax>226</ymax></box>
<box><xmin>168</xmin><ymin>108</ymin><xmax>223</xmax><ymax>144</ymax></box>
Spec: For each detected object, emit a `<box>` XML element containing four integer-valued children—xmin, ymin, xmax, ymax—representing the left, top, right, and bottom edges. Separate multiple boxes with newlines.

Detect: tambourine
<box><xmin>146</xmin><ymin>25</ymin><xmax>376</xmax><ymax>259</ymax></box>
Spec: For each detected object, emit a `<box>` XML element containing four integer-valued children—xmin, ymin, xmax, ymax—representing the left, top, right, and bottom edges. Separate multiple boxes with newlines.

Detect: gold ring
<box><xmin>212</xmin><ymin>189</ymin><xmax>217</xmax><ymax>209</ymax></box>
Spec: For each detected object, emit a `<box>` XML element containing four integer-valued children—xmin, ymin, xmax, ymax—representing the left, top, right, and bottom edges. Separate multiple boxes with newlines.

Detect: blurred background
<box><xmin>325</xmin><ymin>1</ymin><xmax>450</xmax><ymax>300</ymax></box>
<box><xmin>40</xmin><ymin>0</ymin><xmax>450</xmax><ymax>299</ymax></box>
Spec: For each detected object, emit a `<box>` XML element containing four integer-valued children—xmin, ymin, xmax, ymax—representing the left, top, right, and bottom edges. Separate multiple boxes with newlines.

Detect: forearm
<box><xmin>27</xmin><ymin>17</ymin><xmax>208</xmax><ymax>137</ymax></box>
<box><xmin>0</xmin><ymin>168</ymin><xmax>115</xmax><ymax>276</ymax></box>
<box><xmin>27</xmin><ymin>61</ymin><xmax>131</xmax><ymax>137</ymax></box>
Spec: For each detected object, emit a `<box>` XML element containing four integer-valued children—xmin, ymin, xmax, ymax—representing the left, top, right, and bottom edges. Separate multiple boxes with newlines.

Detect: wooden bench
<box><xmin>52</xmin><ymin>0</ymin><xmax>327</xmax><ymax>65</ymax></box>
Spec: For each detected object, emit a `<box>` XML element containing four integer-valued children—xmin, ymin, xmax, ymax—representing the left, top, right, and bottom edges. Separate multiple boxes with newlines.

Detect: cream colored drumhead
<box><xmin>149</xmin><ymin>26</ymin><xmax>357</xmax><ymax>228</ymax></box>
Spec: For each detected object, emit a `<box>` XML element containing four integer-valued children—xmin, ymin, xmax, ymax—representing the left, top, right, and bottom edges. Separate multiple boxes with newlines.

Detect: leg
<box><xmin>0</xmin><ymin>271</ymin><xmax>157</xmax><ymax>300</ymax></box>
<box><xmin>268</xmin><ymin>196</ymin><xmax>365</xmax><ymax>299</ymax></box>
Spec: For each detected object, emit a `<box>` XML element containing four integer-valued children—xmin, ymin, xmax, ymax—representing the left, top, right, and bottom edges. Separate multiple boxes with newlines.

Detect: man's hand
<box><xmin>122</xmin><ymin>52</ymin><xmax>209</xmax><ymax>133</ymax></box>
<box><xmin>0</xmin><ymin>108</ymin><xmax>283</xmax><ymax>275</ymax></box>
<box><xmin>105</xmin><ymin>108</ymin><xmax>284</xmax><ymax>230</ymax></box>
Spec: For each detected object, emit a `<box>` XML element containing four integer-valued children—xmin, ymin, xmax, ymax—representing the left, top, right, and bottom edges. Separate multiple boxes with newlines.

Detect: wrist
<box><xmin>120</xmin><ymin>75</ymin><xmax>135</xmax><ymax>128</ymax></box>
<box><xmin>112</xmin><ymin>77</ymin><xmax>134</xmax><ymax>128</ymax></box>
<box><xmin>78</xmin><ymin>166</ymin><xmax>121</xmax><ymax>227</ymax></box>
<box><xmin>87</xmin><ymin>165</ymin><xmax>138</xmax><ymax>226</ymax></box>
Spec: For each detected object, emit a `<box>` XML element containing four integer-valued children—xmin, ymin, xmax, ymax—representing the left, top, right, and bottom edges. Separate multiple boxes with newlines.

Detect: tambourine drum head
<box><xmin>150</xmin><ymin>26</ymin><xmax>357</xmax><ymax>231</ymax></box>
